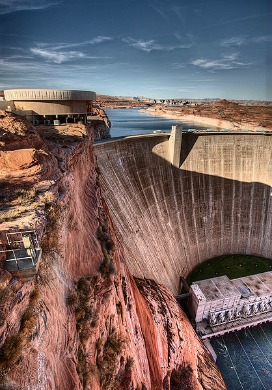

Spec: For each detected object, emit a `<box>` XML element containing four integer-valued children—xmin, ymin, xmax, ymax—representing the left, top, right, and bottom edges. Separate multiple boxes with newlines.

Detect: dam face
<box><xmin>95</xmin><ymin>134</ymin><xmax>272</xmax><ymax>293</ymax></box>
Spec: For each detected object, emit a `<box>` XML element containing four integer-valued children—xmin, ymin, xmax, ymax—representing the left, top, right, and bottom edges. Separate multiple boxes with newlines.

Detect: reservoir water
<box><xmin>211</xmin><ymin>324</ymin><xmax>272</xmax><ymax>390</ymax></box>
<box><xmin>105</xmin><ymin>108</ymin><xmax>216</xmax><ymax>137</ymax></box>
<box><xmin>105</xmin><ymin>107</ymin><xmax>272</xmax><ymax>389</ymax></box>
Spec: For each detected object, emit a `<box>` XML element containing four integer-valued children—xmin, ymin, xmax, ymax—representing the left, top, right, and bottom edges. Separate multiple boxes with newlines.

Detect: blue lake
<box><xmin>105</xmin><ymin>107</ymin><xmax>217</xmax><ymax>137</ymax></box>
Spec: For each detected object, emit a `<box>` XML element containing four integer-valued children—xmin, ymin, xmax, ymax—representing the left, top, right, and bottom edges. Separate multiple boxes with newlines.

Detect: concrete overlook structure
<box><xmin>3</xmin><ymin>89</ymin><xmax>96</xmax><ymax>125</ymax></box>
<box><xmin>95</xmin><ymin>129</ymin><xmax>272</xmax><ymax>294</ymax></box>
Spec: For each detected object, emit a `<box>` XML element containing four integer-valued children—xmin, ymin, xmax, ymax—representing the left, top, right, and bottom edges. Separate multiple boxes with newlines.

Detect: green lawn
<box><xmin>186</xmin><ymin>254</ymin><xmax>272</xmax><ymax>286</ymax></box>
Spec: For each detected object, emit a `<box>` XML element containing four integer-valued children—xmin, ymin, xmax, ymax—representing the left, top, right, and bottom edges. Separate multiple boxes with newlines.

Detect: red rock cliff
<box><xmin>0</xmin><ymin>111</ymin><xmax>226</xmax><ymax>389</ymax></box>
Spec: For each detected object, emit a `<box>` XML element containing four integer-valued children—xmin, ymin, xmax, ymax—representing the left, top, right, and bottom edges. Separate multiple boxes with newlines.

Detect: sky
<box><xmin>0</xmin><ymin>0</ymin><xmax>271</xmax><ymax>100</ymax></box>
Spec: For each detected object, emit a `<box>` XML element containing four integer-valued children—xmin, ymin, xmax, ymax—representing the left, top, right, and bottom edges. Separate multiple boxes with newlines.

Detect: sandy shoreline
<box><xmin>142</xmin><ymin>108</ymin><xmax>270</xmax><ymax>132</ymax></box>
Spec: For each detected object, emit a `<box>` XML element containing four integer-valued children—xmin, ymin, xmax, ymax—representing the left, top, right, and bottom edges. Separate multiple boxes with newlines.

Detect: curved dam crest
<box><xmin>95</xmin><ymin>133</ymin><xmax>272</xmax><ymax>293</ymax></box>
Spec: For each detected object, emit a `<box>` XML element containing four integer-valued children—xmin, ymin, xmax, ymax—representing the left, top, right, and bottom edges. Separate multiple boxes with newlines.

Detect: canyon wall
<box><xmin>0</xmin><ymin>113</ymin><xmax>225</xmax><ymax>389</ymax></box>
<box><xmin>95</xmin><ymin>133</ymin><xmax>272</xmax><ymax>293</ymax></box>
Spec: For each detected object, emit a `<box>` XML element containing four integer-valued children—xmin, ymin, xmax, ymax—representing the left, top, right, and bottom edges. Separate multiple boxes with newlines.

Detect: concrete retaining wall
<box><xmin>95</xmin><ymin>134</ymin><xmax>272</xmax><ymax>293</ymax></box>
<box><xmin>14</xmin><ymin>100</ymin><xmax>89</xmax><ymax>115</ymax></box>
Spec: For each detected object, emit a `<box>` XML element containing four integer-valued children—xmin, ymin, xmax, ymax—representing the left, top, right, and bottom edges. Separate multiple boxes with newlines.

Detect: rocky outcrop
<box><xmin>90</xmin><ymin>107</ymin><xmax>111</xmax><ymax>140</ymax></box>
<box><xmin>0</xmin><ymin>112</ymin><xmax>225</xmax><ymax>389</ymax></box>
<box><xmin>144</xmin><ymin>100</ymin><xmax>272</xmax><ymax>131</ymax></box>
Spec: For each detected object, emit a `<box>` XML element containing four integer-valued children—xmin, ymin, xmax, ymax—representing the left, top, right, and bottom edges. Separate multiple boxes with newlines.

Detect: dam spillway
<box><xmin>94</xmin><ymin>133</ymin><xmax>272</xmax><ymax>294</ymax></box>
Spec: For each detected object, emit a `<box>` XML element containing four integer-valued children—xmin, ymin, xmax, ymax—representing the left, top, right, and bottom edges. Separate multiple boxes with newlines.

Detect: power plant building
<box><xmin>190</xmin><ymin>272</ymin><xmax>272</xmax><ymax>337</ymax></box>
<box><xmin>3</xmin><ymin>89</ymin><xmax>96</xmax><ymax>125</ymax></box>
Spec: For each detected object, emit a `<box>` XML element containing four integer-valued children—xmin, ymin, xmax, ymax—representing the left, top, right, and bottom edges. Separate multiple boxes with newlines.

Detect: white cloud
<box><xmin>172</xmin><ymin>63</ymin><xmax>186</xmax><ymax>69</ymax></box>
<box><xmin>222</xmin><ymin>53</ymin><xmax>239</xmax><ymax>61</ymax></box>
<box><xmin>150</xmin><ymin>1</ymin><xmax>168</xmax><ymax>20</ymax></box>
<box><xmin>221</xmin><ymin>35</ymin><xmax>272</xmax><ymax>47</ymax></box>
<box><xmin>30</xmin><ymin>48</ymin><xmax>85</xmax><ymax>64</ymax></box>
<box><xmin>88</xmin><ymin>36</ymin><xmax>112</xmax><ymax>45</ymax></box>
<box><xmin>123</xmin><ymin>37</ymin><xmax>192</xmax><ymax>52</ymax></box>
<box><xmin>191</xmin><ymin>53</ymin><xmax>250</xmax><ymax>71</ymax></box>
<box><xmin>29</xmin><ymin>37</ymin><xmax>112</xmax><ymax>63</ymax></box>
<box><xmin>172</xmin><ymin>6</ymin><xmax>188</xmax><ymax>25</ymax></box>
<box><xmin>221</xmin><ymin>37</ymin><xmax>246</xmax><ymax>47</ymax></box>
<box><xmin>0</xmin><ymin>0</ymin><xmax>60</xmax><ymax>14</ymax></box>
<box><xmin>0</xmin><ymin>57</ymin><xmax>112</xmax><ymax>83</ymax></box>
<box><xmin>48</xmin><ymin>36</ymin><xmax>112</xmax><ymax>50</ymax></box>
<box><xmin>214</xmin><ymin>13</ymin><xmax>272</xmax><ymax>27</ymax></box>
<box><xmin>123</xmin><ymin>38</ymin><xmax>157</xmax><ymax>52</ymax></box>
<box><xmin>251</xmin><ymin>35</ymin><xmax>272</xmax><ymax>44</ymax></box>
<box><xmin>0</xmin><ymin>56</ymin><xmax>126</xmax><ymax>92</ymax></box>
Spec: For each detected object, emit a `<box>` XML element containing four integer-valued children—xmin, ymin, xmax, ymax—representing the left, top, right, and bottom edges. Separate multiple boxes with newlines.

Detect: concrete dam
<box><xmin>94</xmin><ymin>131</ymin><xmax>272</xmax><ymax>294</ymax></box>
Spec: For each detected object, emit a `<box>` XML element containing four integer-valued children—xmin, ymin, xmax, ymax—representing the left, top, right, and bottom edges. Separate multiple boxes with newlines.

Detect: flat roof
<box><xmin>4</xmin><ymin>89</ymin><xmax>96</xmax><ymax>101</ymax></box>
<box><xmin>192</xmin><ymin>275</ymin><xmax>241</xmax><ymax>301</ymax></box>
<box><xmin>193</xmin><ymin>271</ymin><xmax>272</xmax><ymax>301</ymax></box>
<box><xmin>232</xmin><ymin>271</ymin><xmax>272</xmax><ymax>297</ymax></box>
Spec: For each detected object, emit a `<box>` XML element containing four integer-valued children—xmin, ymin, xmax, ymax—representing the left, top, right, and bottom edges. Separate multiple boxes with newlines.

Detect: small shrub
<box><xmin>121</xmin><ymin>277</ymin><xmax>128</xmax><ymax>304</ymax></box>
<box><xmin>105</xmin><ymin>239</ymin><xmax>115</xmax><ymax>252</ymax></box>
<box><xmin>66</xmin><ymin>290</ymin><xmax>79</xmax><ymax>310</ymax></box>
<box><xmin>116</xmin><ymin>302</ymin><xmax>122</xmax><ymax>316</ymax></box>
<box><xmin>125</xmin><ymin>357</ymin><xmax>134</xmax><ymax>370</ymax></box>
<box><xmin>99</xmin><ymin>258</ymin><xmax>115</xmax><ymax>277</ymax></box>
<box><xmin>96</xmin><ymin>332</ymin><xmax>127</xmax><ymax>389</ymax></box>
<box><xmin>136</xmin><ymin>384</ymin><xmax>147</xmax><ymax>390</ymax></box>
<box><xmin>84</xmin><ymin>306</ymin><xmax>93</xmax><ymax>320</ymax></box>
<box><xmin>170</xmin><ymin>365</ymin><xmax>193</xmax><ymax>389</ymax></box>
<box><xmin>0</xmin><ymin>334</ymin><xmax>22</xmax><ymax>363</ymax></box>
<box><xmin>29</xmin><ymin>289</ymin><xmax>40</xmax><ymax>301</ymax></box>
<box><xmin>96</xmin><ymin>227</ymin><xmax>110</xmax><ymax>242</ymax></box>
<box><xmin>0</xmin><ymin>286</ymin><xmax>45</xmax><ymax>371</ymax></box>
<box><xmin>79</xmin><ymin>325</ymin><xmax>90</xmax><ymax>342</ymax></box>
<box><xmin>90</xmin><ymin>319</ymin><xmax>98</xmax><ymax>328</ymax></box>
<box><xmin>17</xmin><ymin>188</ymin><xmax>37</xmax><ymax>205</ymax></box>
<box><xmin>105</xmin><ymin>332</ymin><xmax>126</xmax><ymax>354</ymax></box>
<box><xmin>77</xmin><ymin>277</ymin><xmax>91</xmax><ymax>295</ymax></box>
<box><xmin>39</xmin><ymin>191</ymin><xmax>55</xmax><ymax>207</ymax></box>
<box><xmin>96</xmin><ymin>338</ymin><xmax>104</xmax><ymax>352</ymax></box>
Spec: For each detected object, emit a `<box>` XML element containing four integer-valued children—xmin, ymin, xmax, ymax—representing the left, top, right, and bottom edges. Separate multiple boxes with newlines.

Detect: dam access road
<box><xmin>94</xmin><ymin>130</ymin><xmax>272</xmax><ymax>294</ymax></box>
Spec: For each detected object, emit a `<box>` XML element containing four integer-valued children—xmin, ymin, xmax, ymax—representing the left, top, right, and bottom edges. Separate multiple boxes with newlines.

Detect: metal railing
<box><xmin>0</xmin><ymin>230</ymin><xmax>41</xmax><ymax>271</ymax></box>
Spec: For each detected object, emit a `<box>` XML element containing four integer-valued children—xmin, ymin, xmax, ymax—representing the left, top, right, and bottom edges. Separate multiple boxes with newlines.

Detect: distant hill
<box><xmin>95</xmin><ymin>94</ymin><xmax>152</xmax><ymax>108</ymax></box>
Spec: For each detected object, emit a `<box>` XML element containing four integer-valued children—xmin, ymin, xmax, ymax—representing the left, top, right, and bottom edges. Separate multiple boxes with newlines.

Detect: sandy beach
<box><xmin>142</xmin><ymin>108</ymin><xmax>270</xmax><ymax>132</ymax></box>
